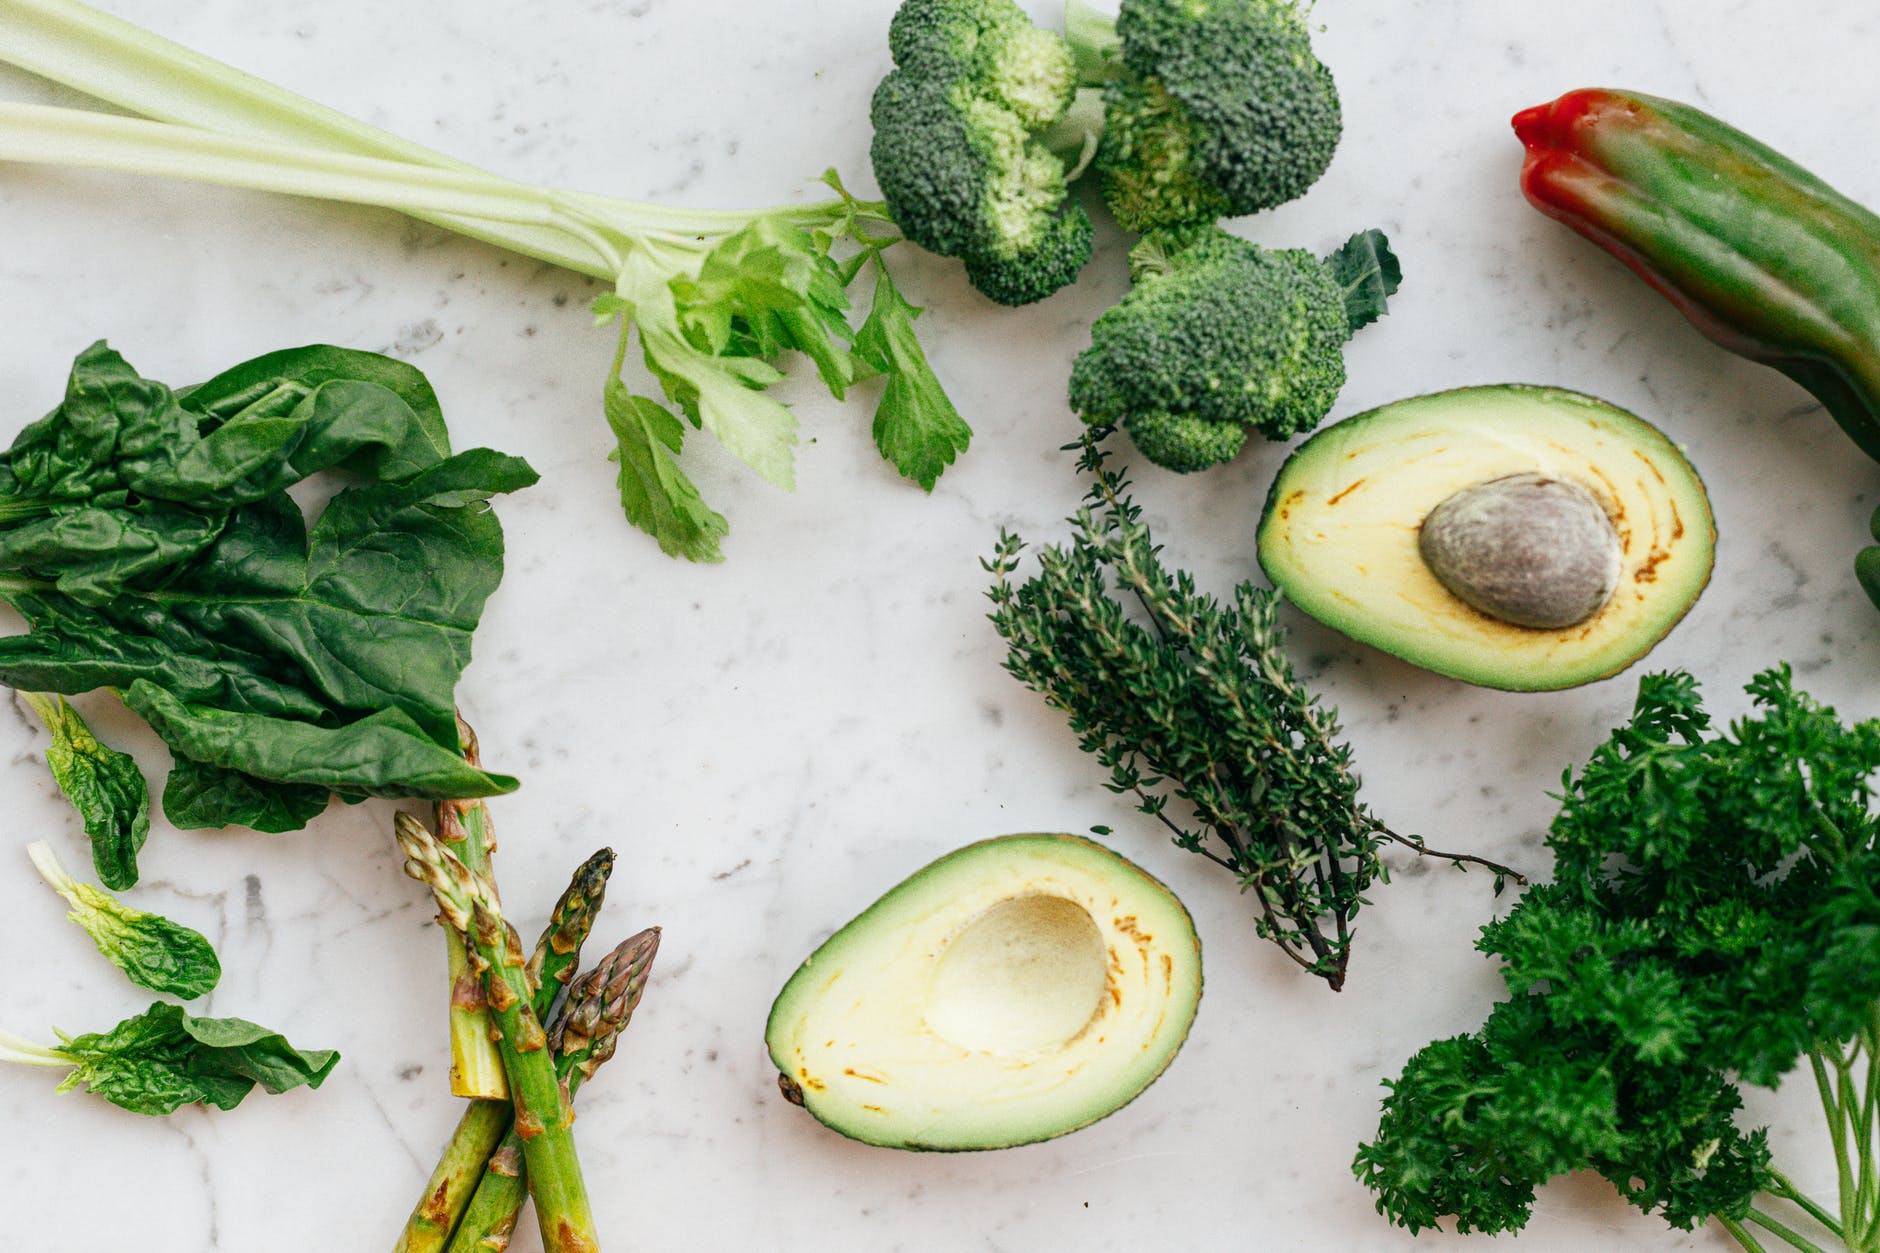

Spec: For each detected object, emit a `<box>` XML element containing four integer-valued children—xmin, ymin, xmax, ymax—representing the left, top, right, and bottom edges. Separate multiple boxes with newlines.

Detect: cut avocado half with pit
<box><xmin>765</xmin><ymin>833</ymin><xmax>1202</xmax><ymax>1151</ymax></box>
<box><xmin>1256</xmin><ymin>385</ymin><xmax>1714</xmax><ymax>692</ymax></box>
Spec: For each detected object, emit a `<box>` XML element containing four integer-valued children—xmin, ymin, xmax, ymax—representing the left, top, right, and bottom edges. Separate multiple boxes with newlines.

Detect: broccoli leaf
<box><xmin>50</xmin><ymin>1002</ymin><xmax>337</xmax><ymax>1115</ymax></box>
<box><xmin>854</xmin><ymin>264</ymin><xmax>972</xmax><ymax>492</ymax></box>
<box><xmin>603</xmin><ymin>378</ymin><xmax>730</xmax><ymax>564</ymax></box>
<box><xmin>27</xmin><ymin>841</ymin><xmax>220</xmax><ymax>1000</ymax></box>
<box><xmin>20</xmin><ymin>692</ymin><xmax>149</xmax><ymax>889</ymax></box>
<box><xmin>0</xmin><ymin>343</ymin><xmax>533</xmax><ymax>832</ymax></box>
<box><xmin>1325</xmin><ymin>229</ymin><xmax>1403</xmax><ymax>332</ymax></box>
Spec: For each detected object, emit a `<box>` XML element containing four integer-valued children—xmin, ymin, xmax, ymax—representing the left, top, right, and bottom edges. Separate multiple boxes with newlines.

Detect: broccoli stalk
<box><xmin>0</xmin><ymin>0</ymin><xmax>971</xmax><ymax>562</ymax></box>
<box><xmin>1064</xmin><ymin>0</ymin><xmax>1343</xmax><ymax>231</ymax></box>
<box><xmin>1069</xmin><ymin>224</ymin><xmax>1400</xmax><ymax>472</ymax></box>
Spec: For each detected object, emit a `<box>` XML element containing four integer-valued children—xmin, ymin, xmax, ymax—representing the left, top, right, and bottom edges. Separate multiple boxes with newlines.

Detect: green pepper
<box><xmin>1514</xmin><ymin>88</ymin><xmax>1880</xmax><ymax>462</ymax></box>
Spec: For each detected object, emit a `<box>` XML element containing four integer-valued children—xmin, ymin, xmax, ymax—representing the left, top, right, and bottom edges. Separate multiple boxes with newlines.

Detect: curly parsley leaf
<box><xmin>1358</xmin><ymin>666</ymin><xmax>1880</xmax><ymax>1243</ymax></box>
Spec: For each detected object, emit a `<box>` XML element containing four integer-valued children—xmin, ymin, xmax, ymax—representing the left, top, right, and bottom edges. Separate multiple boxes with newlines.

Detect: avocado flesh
<box><xmin>1256</xmin><ymin>385</ymin><xmax>1715</xmax><ymax>692</ymax></box>
<box><xmin>765</xmin><ymin>833</ymin><xmax>1202</xmax><ymax>1151</ymax></box>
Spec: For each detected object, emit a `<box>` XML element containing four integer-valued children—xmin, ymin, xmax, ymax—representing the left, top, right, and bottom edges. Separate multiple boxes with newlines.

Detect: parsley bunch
<box><xmin>986</xmin><ymin>431</ymin><xmax>1519</xmax><ymax>990</ymax></box>
<box><xmin>1356</xmin><ymin>667</ymin><xmax>1880</xmax><ymax>1251</ymax></box>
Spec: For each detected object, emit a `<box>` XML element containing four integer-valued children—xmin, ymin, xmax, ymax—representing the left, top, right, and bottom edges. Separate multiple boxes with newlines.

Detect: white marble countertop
<box><xmin>0</xmin><ymin>1</ymin><xmax>1875</xmax><ymax>1249</ymax></box>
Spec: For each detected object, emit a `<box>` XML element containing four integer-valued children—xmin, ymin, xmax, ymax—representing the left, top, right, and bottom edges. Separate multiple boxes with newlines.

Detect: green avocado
<box><xmin>765</xmin><ymin>833</ymin><xmax>1202</xmax><ymax>1151</ymax></box>
<box><xmin>1256</xmin><ymin>385</ymin><xmax>1714</xmax><ymax>692</ymax></box>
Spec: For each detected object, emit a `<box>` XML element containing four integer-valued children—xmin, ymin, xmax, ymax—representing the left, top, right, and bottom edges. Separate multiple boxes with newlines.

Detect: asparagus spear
<box><xmin>440</xmin><ymin>715</ymin><xmax>506</xmax><ymax>1101</ymax></box>
<box><xmin>395</xmin><ymin>813</ymin><xmax>600</xmax><ymax>1253</ymax></box>
<box><xmin>448</xmin><ymin>928</ymin><xmax>660</xmax><ymax>1253</ymax></box>
<box><xmin>396</xmin><ymin>848</ymin><xmax>615</xmax><ymax>1253</ymax></box>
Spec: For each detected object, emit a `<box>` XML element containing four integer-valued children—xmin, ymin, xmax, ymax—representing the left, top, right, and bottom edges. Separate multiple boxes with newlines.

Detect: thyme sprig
<box><xmin>985</xmin><ymin>429</ymin><xmax>1522</xmax><ymax>990</ymax></box>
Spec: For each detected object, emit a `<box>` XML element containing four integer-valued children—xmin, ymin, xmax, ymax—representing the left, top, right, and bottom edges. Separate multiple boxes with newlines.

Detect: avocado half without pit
<box><xmin>765</xmin><ymin>833</ymin><xmax>1202</xmax><ymax>1151</ymax></box>
<box><xmin>1256</xmin><ymin>385</ymin><xmax>1714</xmax><ymax>691</ymax></box>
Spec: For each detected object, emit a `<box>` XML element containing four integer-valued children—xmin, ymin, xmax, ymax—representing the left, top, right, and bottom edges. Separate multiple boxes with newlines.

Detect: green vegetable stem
<box><xmin>19</xmin><ymin>691</ymin><xmax>149</xmax><ymax>888</ymax></box>
<box><xmin>0</xmin><ymin>0</ymin><xmax>967</xmax><ymax>563</ymax></box>
<box><xmin>397</xmin><ymin>848</ymin><xmax>616</xmax><ymax>1253</ymax></box>
<box><xmin>437</xmin><ymin>720</ymin><xmax>507</xmax><ymax>1103</ymax></box>
<box><xmin>0</xmin><ymin>1002</ymin><xmax>336</xmax><ymax>1116</ymax></box>
<box><xmin>396</xmin><ymin>813</ymin><xmax>598</xmax><ymax>1253</ymax></box>
<box><xmin>448</xmin><ymin>928</ymin><xmax>659</xmax><ymax>1253</ymax></box>
<box><xmin>1356</xmin><ymin>667</ymin><xmax>1880</xmax><ymax>1251</ymax></box>
<box><xmin>986</xmin><ymin>431</ymin><xmax>1521</xmax><ymax>990</ymax></box>
<box><xmin>27</xmin><ymin>840</ymin><xmax>219</xmax><ymax>1001</ymax></box>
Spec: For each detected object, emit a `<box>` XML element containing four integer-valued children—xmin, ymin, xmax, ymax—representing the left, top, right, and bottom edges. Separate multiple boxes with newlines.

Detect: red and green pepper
<box><xmin>1514</xmin><ymin>87</ymin><xmax>1880</xmax><ymax>609</ymax></box>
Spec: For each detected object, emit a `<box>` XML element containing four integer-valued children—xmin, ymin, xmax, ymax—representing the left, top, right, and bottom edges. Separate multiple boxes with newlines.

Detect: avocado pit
<box><xmin>925</xmin><ymin>894</ymin><xmax>1107</xmax><ymax>1054</ymax></box>
<box><xmin>1417</xmin><ymin>472</ymin><xmax>1622</xmax><ymax>630</ymax></box>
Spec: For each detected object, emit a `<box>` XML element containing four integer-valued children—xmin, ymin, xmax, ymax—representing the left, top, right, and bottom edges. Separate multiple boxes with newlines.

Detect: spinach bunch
<box><xmin>0</xmin><ymin>342</ymin><xmax>534</xmax><ymax>836</ymax></box>
<box><xmin>1356</xmin><ymin>667</ymin><xmax>1880</xmax><ymax>1251</ymax></box>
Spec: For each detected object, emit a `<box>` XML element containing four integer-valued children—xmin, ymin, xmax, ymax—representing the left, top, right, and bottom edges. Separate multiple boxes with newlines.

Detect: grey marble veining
<box><xmin>0</xmin><ymin>1</ymin><xmax>1873</xmax><ymax>1249</ymax></box>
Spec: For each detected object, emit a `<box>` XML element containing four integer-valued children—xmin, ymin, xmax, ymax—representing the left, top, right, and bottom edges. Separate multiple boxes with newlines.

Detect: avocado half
<box><xmin>765</xmin><ymin>833</ymin><xmax>1202</xmax><ymax>1151</ymax></box>
<box><xmin>1256</xmin><ymin>385</ymin><xmax>1714</xmax><ymax>691</ymax></box>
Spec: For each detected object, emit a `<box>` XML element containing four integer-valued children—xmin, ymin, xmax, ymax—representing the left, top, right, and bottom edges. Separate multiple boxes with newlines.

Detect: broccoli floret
<box><xmin>871</xmin><ymin>0</ymin><xmax>1097</xmax><ymax>305</ymax></box>
<box><xmin>1069</xmin><ymin>0</ymin><xmax>1343</xmax><ymax>232</ymax></box>
<box><xmin>1069</xmin><ymin>224</ymin><xmax>1399</xmax><ymax>472</ymax></box>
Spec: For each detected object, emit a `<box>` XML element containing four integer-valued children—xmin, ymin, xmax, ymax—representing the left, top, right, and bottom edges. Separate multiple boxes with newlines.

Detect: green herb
<box><xmin>1356</xmin><ymin>667</ymin><xmax>1880</xmax><ymax>1252</ymax></box>
<box><xmin>19</xmin><ymin>691</ymin><xmax>148</xmax><ymax>888</ymax></box>
<box><xmin>27</xmin><ymin>840</ymin><xmax>219</xmax><ymax>1001</ymax></box>
<box><xmin>851</xmin><ymin>262</ymin><xmax>972</xmax><ymax>492</ymax></box>
<box><xmin>0</xmin><ymin>0</ymin><xmax>966</xmax><ymax>562</ymax></box>
<box><xmin>0</xmin><ymin>1001</ymin><xmax>336</xmax><ymax>1115</ymax></box>
<box><xmin>986</xmin><ymin>432</ymin><xmax>1520</xmax><ymax>990</ymax></box>
<box><xmin>0</xmin><ymin>342</ymin><xmax>532</xmax><ymax>832</ymax></box>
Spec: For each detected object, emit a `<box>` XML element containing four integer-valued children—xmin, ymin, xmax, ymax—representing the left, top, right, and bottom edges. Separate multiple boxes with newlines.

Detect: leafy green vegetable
<box><xmin>0</xmin><ymin>0</ymin><xmax>970</xmax><ymax>562</ymax></box>
<box><xmin>27</xmin><ymin>840</ymin><xmax>219</xmax><ymax>1000</ymax></box>
<box><xmin>19</xmin><ymin>691</ymin><xmax>149</xmax><ymax>888</ymax></box>
<box><xmin>1356</xmin><ymin>667</ymin><xmax>1880</xmax><ymax>1252</ymax></box>
<box><xmin>0</xmin><ymin>342</ymin><xmax>533</xmax><ymax>832</ymax></box>
<box><xmin>987</xmin><ymin>431</ymin><xmax>1520</xmax><ymax>990</ymax></box>
<box><xmin>0</xmin><ymin>1001</ymin><xmax>336</xmax><ymax>1115</ymax></box>
<box><xmin>853</xmin><ymin>261</ymin><xmax>972</xmax><ymax>492</ymax></box>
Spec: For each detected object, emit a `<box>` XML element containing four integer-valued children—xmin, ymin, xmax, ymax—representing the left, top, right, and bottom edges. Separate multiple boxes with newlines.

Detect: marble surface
<box><xmin>0</xmin><ymin>1</ymin><xmax>1875</xmax><ymax>1249</ymax></box>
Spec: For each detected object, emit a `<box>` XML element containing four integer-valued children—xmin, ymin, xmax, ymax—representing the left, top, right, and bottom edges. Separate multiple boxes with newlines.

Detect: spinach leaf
<box><xmin>0</xmin><ymin>343</ymin><xmax>535</xmax><ymax>830</ymax></box>
<box><xmin>19</xmin><ymin>691</ymin><xmax>149</xmax><ymax>887</ymax></box>
<box><xmin>49</xmin><ymin>1002</ymin><xmax>337</xmax><ymax>1115</ymax></box>
<box><xmin>27</xmin><ymin>840</ymin><xmax>219</xmax><ymax>1000</ymax></box>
